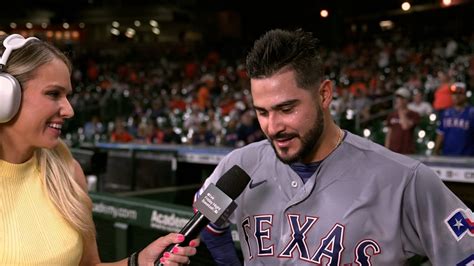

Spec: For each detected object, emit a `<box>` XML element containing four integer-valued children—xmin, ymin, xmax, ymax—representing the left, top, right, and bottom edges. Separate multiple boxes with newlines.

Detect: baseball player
<box><xmin>196</xmin><ymin>29</ymin><xmax>474</xmax><ymax>265</ymax></box>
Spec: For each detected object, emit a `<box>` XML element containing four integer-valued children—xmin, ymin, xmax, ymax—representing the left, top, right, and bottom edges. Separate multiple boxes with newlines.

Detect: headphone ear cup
<box><xmin>0</xmin><ymin>73</ymin><xmax>21</xmax><ymax>123</ymax></box>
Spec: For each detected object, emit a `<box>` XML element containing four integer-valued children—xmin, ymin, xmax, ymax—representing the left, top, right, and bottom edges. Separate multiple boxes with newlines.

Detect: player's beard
<box><xmin>270</xmin><ymin>106</ymin><xmax>324</xmax><ymax>164</ymax></box>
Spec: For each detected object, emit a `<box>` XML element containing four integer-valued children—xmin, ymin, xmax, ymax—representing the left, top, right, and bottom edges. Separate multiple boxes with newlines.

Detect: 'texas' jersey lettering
<box><xmin>241</xmin><ymin>214</ymin><xmax>380</xmax><ymax>265</ymax></box>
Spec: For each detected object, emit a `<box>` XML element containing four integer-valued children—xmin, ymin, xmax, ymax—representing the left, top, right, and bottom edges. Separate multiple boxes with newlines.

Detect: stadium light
<box><xmin>442</xmin><ymin>0</ymin><xmax>452</xmax><ymax>6</ymax></box>
<box><xmin>110</xmin><ymin>28</ymin><xmax>120</xmax><ymax>36</ymax></box>
<box><xmin>125</xmin><ymin>28</ymin><xmax>136</xmax><ymax>38</ymax></box>
<box><xmin>379</xmin><ymin>20</ymin><xmax>394</xmax><ymax>30</ymax></box>
<box><xmin>401</xmin><ymin>2</ymin><xmax>411</xmax><ymax>11</ymax></box>
<box><xmin>363</xmin><ymin>129</ymin><xmax>371</xmax><ymax>138</ymax></box>
<box><xmin>320</xmin><ymin>10</ymin><xmax>329</xmax><ymax>18</ymax></box>
<box><xmin>418</xmin><ymin>130</ymin><xmax>426</xmax><ymax>139</ymax></box>
<box><xmin>427</xmin><ymin>141</ymin><xmax>435</xmax><ymax>150</ymax></box>
<box><xmin>152</xmin><ymin>28</ymin><xmax>161</xmax><ymax>35</ymax></box>
<box><xmin>150</xmin><ymin>20</ymin><xmax>159</xmax><ymax>28</ymax></box>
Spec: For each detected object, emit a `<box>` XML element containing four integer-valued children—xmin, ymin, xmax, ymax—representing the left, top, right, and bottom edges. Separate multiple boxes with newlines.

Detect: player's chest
<box><xmin>237</xmin><ymin>177</ymin><xmax>405</xmax><ymax>264</ymax></box>
<box><xmin>240</xmin><ymin>179</ymin><xmax>402</xmax><ymax>236</ymax></box>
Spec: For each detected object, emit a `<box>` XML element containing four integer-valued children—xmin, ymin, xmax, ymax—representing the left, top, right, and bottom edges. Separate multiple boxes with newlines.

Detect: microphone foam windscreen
<box><xmin>215</xmin><ymin>165</ymin><xmax>251</xmax><ymax>200</ymax></box>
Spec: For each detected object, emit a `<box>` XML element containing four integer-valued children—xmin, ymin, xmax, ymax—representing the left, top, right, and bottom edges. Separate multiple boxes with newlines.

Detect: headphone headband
<box><xmin>0</xmin><ymin>34</ymin><xmax>39</xmax><ymax>67</ymax></box>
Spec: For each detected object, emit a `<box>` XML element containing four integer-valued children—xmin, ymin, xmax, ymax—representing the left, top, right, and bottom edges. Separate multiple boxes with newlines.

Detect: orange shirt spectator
<box><xmin>110</xmin><ymin>131</ymin><xmax>133</xmax><ymax>143</ymax></box>
<box><xmin>433</xmin><ymin>83</ymin><xmax>453</xmax><ymax>111</ymax></box>
<box><xmin>220</xmin><ymin>97</ymin><xmax>236</xmax><ymax>116</ymax></box>
<box><xmin>433</xmin><ymin>70</ymin><xmax>453</xmax><ymax>111</ymax></box>
<box><xmin>185</xmin><ymin>62</ymin><xmax>198</xmax><ymax>79</ymax></box>
<box><xmin>110</xmin><ymin>122</ymin><xmax>133</xmax><ymax>143</ymax></box>
<box><xmin>197</xmin><ymin>85</ymin><xmax>210</xmax><ymax>110</ymax></box>
<box><xmin>87</xmin><ymin>61</ymin><xmax>98</xmax><ymax>81</ymax></box>
<box><xmin>349</xmin><ymin>81</ymin><xmax>368</xmax><ymax>96</ymax></box>
<box><xmin>169</xmin><ymin>95</ymin><xmax>187</xmax><ymax>112</ymax></box>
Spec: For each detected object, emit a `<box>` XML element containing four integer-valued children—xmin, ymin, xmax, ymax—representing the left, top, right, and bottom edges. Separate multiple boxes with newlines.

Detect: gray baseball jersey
<box><xmin>198</xmin><ymin>131</ymin><xmax>474</xmax><ymax>265</ymax></box>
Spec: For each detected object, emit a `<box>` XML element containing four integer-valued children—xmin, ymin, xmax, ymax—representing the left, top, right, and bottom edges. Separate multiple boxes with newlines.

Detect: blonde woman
<box><xmin>0</xmin><ymin>34</ymin><xmax>197</xmax><ymax>265</ymax></box>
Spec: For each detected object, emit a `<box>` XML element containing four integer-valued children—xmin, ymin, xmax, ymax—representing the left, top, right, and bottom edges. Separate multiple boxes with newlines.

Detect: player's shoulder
<box><xmin>342</xmin><ymin>131</ymin><xmax>421</xmax><ymax>172</ymax></box>
<box><xmin>222</xmin><ymin>139</ymin><xmax>272</xmax><ymax>164</ymax></box>
<box><xmin>217</xmin><ymin>139</ymin><xmax>272</xmax><ymax>169</ymax></box>
<box><xmin>204</xmin><ymin>140</ymin><xmax>273</xmax><ymax>188</ymax></box>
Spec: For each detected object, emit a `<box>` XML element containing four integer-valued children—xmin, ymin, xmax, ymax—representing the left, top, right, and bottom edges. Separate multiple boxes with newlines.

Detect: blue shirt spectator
<box><xmin>435</xmin><ymin>82</ymin><xmax>474</xmax><ymax>156</ymax></box>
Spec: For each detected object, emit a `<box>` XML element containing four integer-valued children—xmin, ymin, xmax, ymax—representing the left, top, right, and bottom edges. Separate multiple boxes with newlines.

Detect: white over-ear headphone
<box><xmin>0</xmin><ymin>34</ymin><xmax>39</xmax><ymax>123</ymax></box>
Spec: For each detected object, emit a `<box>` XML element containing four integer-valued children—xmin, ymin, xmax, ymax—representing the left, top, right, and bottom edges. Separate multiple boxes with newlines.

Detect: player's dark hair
<box><xmin>246</xmin><ymin>28</ymin><xmax>323</xmax><ymax>90</ymax></box>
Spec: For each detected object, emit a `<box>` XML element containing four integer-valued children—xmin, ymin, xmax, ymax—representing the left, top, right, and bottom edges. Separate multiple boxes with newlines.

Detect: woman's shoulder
<box><xmin>72</xmin><ymin>159</ymin><xmax>88</xmax><ymax>192</ymax></box>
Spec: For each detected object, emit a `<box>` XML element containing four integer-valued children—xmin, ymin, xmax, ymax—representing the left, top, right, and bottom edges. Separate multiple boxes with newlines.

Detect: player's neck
<box><xmin>306</xmin><ymin>124</ymin><xmax>342</xmax><ymax>163</ymax></box>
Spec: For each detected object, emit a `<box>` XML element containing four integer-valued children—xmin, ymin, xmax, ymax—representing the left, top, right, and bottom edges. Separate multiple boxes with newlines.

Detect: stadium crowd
<box><xmin>64</xmin><ymin>32</ymin><xmax>474</xmax><ymax>155</ymax></box>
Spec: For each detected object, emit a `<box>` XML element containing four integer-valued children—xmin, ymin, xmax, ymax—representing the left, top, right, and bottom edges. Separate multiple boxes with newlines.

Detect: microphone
<box><xmin>154</xmin><ymin>165</ymin><xmax>251</xmax><ymax>265</ymax></box>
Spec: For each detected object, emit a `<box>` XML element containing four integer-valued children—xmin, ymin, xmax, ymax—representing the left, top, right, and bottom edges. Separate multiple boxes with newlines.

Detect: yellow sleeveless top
<box><xmin>0</xmin><ymin>156</ymin><xmax>83</xmax><ymax>265</ymax></box>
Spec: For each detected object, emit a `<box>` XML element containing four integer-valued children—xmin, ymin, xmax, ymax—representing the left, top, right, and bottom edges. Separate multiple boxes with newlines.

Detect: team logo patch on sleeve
<box><xmin>457</xmin><ymin>254</ymin><xmax>474</xmax><ymax>266</ymax></box>
<box><xmin>445</xmin><ymin>208</ymin><xmax>474</xmax><ymax>241</ymax></box>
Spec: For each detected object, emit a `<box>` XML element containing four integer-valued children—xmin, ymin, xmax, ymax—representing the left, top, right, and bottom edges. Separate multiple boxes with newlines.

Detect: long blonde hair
<box><xmin>37</xmin><ymin>141</ymin><xmax>95</xmax><ymax>239</ymax></box>
<box><xmin>1</xmin><ymin>35</ymin><xmax>95</xmax><ymax>239</ymax></box>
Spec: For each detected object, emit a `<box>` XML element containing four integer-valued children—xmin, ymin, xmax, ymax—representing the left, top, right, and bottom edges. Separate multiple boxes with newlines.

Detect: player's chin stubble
<box><xmin>271</xmin><ymin>106</ymin><xmax>324</xmax><ymax>164</ymax></box>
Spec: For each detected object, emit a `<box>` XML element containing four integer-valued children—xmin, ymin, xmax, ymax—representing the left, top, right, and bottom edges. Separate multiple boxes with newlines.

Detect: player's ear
<box><xmin>318</xmin><ymin>79</ymin><xmax>333</xmax><ymax>109</ymax></box>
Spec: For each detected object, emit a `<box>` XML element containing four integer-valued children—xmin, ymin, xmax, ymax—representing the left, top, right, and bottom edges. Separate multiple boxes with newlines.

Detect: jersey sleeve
<box><xmin>401</xmin><ymin>163</ymin><xmax>474</xmax><ymax>265</ymax></box>
<box><xmin>200</xmin><ymin>226</ymin><xmax>241</xmax><ymax>266</ymax></box>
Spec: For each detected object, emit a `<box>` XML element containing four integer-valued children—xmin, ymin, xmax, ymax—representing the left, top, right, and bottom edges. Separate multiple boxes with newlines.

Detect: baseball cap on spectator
<box><xmin>395</xmin><ymin>87</ymin><xmax>411</xmax><ymax>99</ymax></box>
<box><xmin>449</xmin><ymin>82</ymin><xmax>466</xmax><ymax>94</ymax></box>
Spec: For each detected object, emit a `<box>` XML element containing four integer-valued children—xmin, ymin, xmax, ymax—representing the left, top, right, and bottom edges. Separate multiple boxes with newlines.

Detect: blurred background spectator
<box><xmin>434</xmin><ymin>82</ymin><xmax>474</xmax><ymax>156</ymax></box>
<box><xmin>385</xmin><ymin>87</ymin><xmax>420</xmax><ymax>154</ymax></box>
<box><xmin>408</xmin><ymin>89</ymin><xmax>433</xmax><ymax>117</ymax></box>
